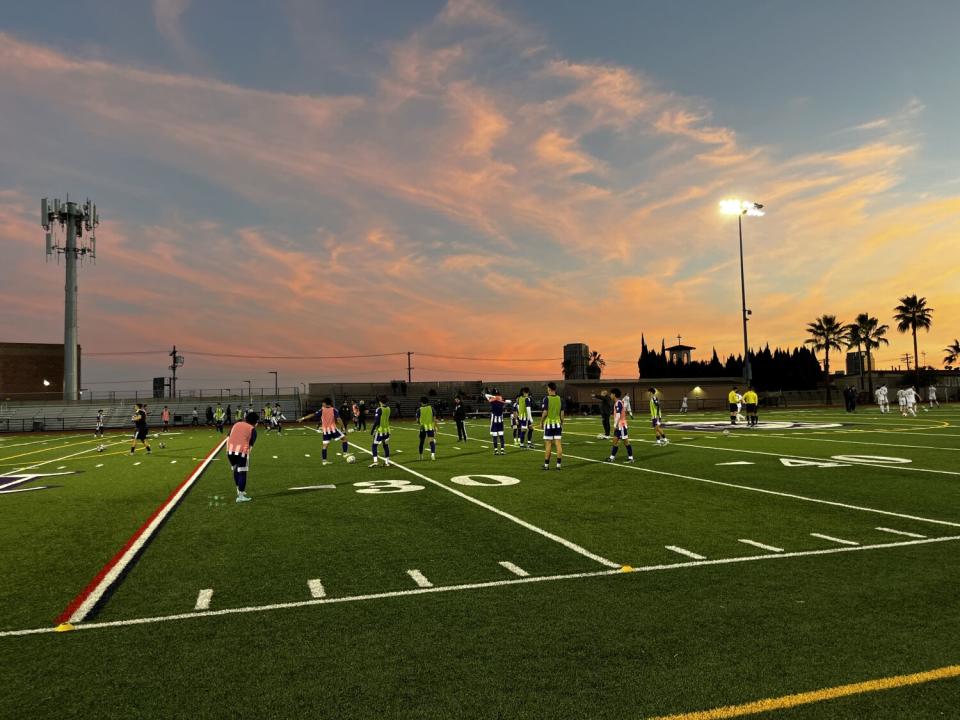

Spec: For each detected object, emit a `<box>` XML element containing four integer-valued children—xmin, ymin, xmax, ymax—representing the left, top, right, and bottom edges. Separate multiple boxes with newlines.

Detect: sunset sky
<box><xmin>2</xmin><ymin>0</ymin><xmax>958</xmax><ymax>392</ymax></box>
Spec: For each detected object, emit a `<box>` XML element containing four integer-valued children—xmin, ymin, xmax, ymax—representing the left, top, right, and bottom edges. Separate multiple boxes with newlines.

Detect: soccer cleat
<box><xmin>661</xmin><ymin>438</ymin><xmax>669</xmax><ymax>445</ymax></box>
<box><xmin>606</xmin><ymin>456</ymin><xmax>615</xmax><ymax>463</ymax></box>
<box><xmin>419</xmin><ymin>453</ymin><xmax>424</xmax><ymax>461</ymax></box>
<box><xmin>430</xmin><ymin>454</ymin><xmax>436</xmax><ymax>461</ymax></box>
<box><xmin>625</xmin><ymin>458</ymin><xmax>635</xmax><ymax>463</ymax></box>
<box><xmin>368</xmin><ymin>461</ymin><xmax>379</xmax><ymax>468</ymax></box>
<box><xmin>322</xmin><ymin>461</ymin><xmax>330</xmax><ymax>466</ymax></box>
<box><xmin>236</xmin><ymin>494</ymin><xmax>252</xmax><ymax>503</ymax></box>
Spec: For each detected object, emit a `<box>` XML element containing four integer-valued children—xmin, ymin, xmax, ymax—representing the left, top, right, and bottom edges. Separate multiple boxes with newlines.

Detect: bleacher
<box><xmin>0</xmin><ymin>396</ymin><xmax>302</xmax><ymax>434</ymax></box>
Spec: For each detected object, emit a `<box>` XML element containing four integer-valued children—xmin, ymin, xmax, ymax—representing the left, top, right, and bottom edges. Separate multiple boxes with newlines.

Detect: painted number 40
<box><xmin>779</xmin><ymin>454</ymin><xmax>910</xmax><ymax>468</ymax></box>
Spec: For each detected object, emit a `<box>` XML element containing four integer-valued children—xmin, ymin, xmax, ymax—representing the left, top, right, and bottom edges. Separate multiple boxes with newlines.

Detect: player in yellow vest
<box><xmin>727</xmin><ymin>387</ymin><xmax>739</xmax><ymax>425</ymax></box>
<box><xmin>417</xmin><ymin>397</ymin><xmax>437</xmax><ymax>461</ymax></box>
<box><xmin>743</xmin><ymin>386</ymin><xmax>759</xmax><ymax>427</ymax></box>
<box><xmin>540</xmin><ymin>382</ymin><xmax>563</xmax><ymax>470</ymax></box>
<box><xmin>648</xmin><ymin>387</ymin><xmax>669</xmax><ymax>446</ymax></box>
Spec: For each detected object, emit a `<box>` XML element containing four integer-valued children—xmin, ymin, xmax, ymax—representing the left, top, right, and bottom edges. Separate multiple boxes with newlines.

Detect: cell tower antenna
<box><xmin>41</xmin><ymin>195</ymin><xmax>99</xmax><ymax>401</ymax></box>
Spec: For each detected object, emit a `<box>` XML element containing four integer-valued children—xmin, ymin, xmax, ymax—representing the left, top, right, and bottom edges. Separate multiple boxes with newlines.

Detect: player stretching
<box><xmin>743</xmin><ymin>386</ymin><xmax>759</xmax><ymax>427</ymax></box>
<box><xmin>483</xmin><ymin>389</ymin><xmax>507</xmax><ymax>455</ymax></box>
<box><xmin>272</xmin><ymin>403</ymin><xmax>285</xmax><ymax>434</ymax></box>
<box><xmin>214</xmin><ymin>404</ymin><xmax>226</xmax><ymax>434</ymax></box>
<box><xmin>518</xmin><ymin>387</ymin><xmax>535</xmax><ymax>448</ymax></box>
<box><xmin>649</xmin><ymin>387</ymin><xmax>669</xmax><ymax>445</ymax></box>
<box><xmin>95</xmin><ymin>408</ymin><xmax>105</xmax><ymax>438</ymax></box>
<box><xmin>368</xmin><ymin>395</ymin><xmax>393</xmax><ymax>468</ymax></box>
<box><xmin>540</xmin><ymin>382</ymin><xmax>563</xmax><ymax>470</ymax></box>
<box><xmin>300</xmin><ymin>398</ymin><xmax>349</xmax><ymax>465</ymax></box>
<box><xmin>606</xmin><ymin>388</ymin><xmax>634</xmax><ymax>463</ymax></box>
<box><xmin>227</xmin><ymin>411</ymin><xmax>258</xmax><ymax>503</ymax></box>
<box><xmin>417</xmin><ymin>397</ymin><xmax>438</xmax><ymax>460</ymax></box>
<box><xmin>130</xmin><ymin>403</ymin><xmax>152</xmax><ymax>454</ymax></box>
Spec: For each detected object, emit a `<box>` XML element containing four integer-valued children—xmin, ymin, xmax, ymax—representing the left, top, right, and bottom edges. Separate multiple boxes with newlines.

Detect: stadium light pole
<box><xmin>243</xmin><ymin>379</ymin><xmax>252</xmax><ymax>405</ymax></box>
<box><xmin>269</xmin><ymin>371</ymin><xmax>278</xmax><ymax>399</ymax></box>
<box><xmin>720</xmin><ymin>199</ymin><xmax>764</xmax><ymax>387</ymax></box>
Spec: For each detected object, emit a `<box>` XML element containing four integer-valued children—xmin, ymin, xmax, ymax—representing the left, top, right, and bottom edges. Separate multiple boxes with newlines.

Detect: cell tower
<box><xmin>41</xmin><ymin>196</ymin><xmax>99</xmax><ymax>401</ymax></box>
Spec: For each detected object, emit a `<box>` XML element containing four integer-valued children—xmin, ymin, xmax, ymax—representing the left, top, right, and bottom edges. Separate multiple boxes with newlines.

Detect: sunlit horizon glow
<box><xmin>1</xmin><ymin>0</ymin><xmax>958</xmax><ymax>389</ymax></box>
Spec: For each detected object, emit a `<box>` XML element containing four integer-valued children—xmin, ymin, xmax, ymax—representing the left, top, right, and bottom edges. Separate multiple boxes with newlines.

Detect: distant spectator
<box><xmin>592</xmin><ymin>390</ymin><xmax>612</xmax><ymax>438</ymax></box>
<box><xmin>192</xmin><ymin>407</ymin><xmax>199</xmax><ymax>426</ymax></box>
<box><xmin>205</xmin><ymin>406</ymin><xmax>214</xmax><ymax>426</ymax></box>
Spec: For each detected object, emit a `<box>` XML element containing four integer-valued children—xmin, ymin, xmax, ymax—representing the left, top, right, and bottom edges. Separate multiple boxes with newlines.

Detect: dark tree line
<box><xmin>636</xmin><ymin>336</ymin><xmax>823</xmax><ymax>390</ymax></box>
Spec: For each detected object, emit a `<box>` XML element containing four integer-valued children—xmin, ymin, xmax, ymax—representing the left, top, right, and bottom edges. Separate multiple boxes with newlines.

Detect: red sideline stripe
<box><xmin>55</xmin><ymin>438</ymin><xmax>226</xmax><ymax>625</ymax></box>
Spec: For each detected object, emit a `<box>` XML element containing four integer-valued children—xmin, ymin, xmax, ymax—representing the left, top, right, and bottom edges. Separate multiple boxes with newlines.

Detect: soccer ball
<box><xmin>722</xmin><ymin>430</ymin><xmax>730</xmax><ymax>436</ymax></box>
<box><xmin>345</xmin><ymin>454</ymin><xmax>356</xmax><ymax>464</ymax></box>
<box><xmin>97</xmin><ymin>445</ymin><xmax>104</xmax><ymax>453</ymax></box>
<box><xmin>159</xmin><ymin>441</ymin><xmax>166</xmax><ymax>449</ymax></box>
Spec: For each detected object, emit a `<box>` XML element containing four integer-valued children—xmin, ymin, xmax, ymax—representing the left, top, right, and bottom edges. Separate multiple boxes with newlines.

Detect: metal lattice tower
<box><xmin>41</xmin><ymin>196</ymin><xmax>99</xmax><ymax>401</ymax></box>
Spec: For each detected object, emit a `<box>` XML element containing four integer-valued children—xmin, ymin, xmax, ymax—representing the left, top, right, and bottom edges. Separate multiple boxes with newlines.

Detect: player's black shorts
<box><xmin>745</xmin><ymin>404</ymin><xmax>757</xmax><ymax>413</ymax></box>
<box><xmin>729</xmin><ymin>403</ymin><xmax>738</xmax><ymax>413</ymax></box>
<box><xmin>227</xmin><ymin>452</ymin><xmax>249</xmax><ymax>471</ymax></box>
<box><xmin>134</xmin><ymin>427</ymin><xmax>148</xmax><ymax>441</ymax></box>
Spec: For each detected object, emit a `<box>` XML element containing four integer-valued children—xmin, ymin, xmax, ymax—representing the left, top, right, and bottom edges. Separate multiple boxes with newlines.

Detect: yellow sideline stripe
<box><xmin>649</xmin><ymin>664</ymin><xmax>960</xmax><ymax>720</ymax></box>
<box><xmin>0</xmin><ymin>438</ymin><xmax>105</xmax><ymax>464</ymax></box>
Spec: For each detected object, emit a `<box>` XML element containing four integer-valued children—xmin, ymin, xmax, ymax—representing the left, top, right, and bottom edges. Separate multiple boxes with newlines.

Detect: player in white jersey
<box><xmin>928</xmin><ymin>385</ymin><xmax>939</xmax><ymax>408</ymax></box>
<box><xmin>622</xmin><ymin>394</ymin><xmax>634</xmax><ymax>419</ymax></box>
<box><xmin>735</xmin><ymin>392</ymin><xmax>746</xmax><ymax>424</ymax></box>
<box><xmin>896</xmin><ymin>388</ymin><xmax>907</xmax><ymax>415</ymax></box>
<box><xmin>904</xmin><ymin>387</ymin><xmax>918</xmax><ymax>416</ymax></box>
<box><xmin>95</xmin><ymin>409</ymin><xmax>105</xmax><ymax>438</ymax></box>
<box><xmin>874</xmin><ymin>386</ymin><xmax>888</xmax><ymax>413</ymax></box>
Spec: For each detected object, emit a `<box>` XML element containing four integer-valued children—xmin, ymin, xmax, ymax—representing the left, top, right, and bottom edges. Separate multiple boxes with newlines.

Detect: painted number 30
<box><xmin>353</xmin><ymin>480</ymin><xmax>426</xmax><ymax>494</ymax></box>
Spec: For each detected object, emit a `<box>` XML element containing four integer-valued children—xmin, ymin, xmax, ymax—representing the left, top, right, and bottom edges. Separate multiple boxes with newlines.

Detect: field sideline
<box><xmin>1</xmin><ymin>407</ymin><xmax>958</xmax><ymax>718</ymax></box>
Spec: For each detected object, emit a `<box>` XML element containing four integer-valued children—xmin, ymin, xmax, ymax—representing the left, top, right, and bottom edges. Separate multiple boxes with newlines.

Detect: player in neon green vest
<box><xmin>369</xmin><ymin>395</ymin><xmax>392</xmax><ymax>467</ymax></box>
<box><xmin>648</xmin><ymin>387</ymin><xmax>669</xmax><ymax>446</ymax></box>
<box><xmin>539</xmin><ymin>382</ymin><xmax>563</xmax><ymax>470</ymax></box>
<box><xmin>214</xmin><ymin>404</ymin><xmax>225</xmax><ymax>434</ymax></box>
<box><xmin>417</xmin><ymin>397</ymin><xmax>437</xmax><ymax>461</ymax></box>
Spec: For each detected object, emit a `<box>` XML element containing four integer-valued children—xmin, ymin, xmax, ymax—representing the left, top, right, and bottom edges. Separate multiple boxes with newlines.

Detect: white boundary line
<box><xmin>4</xmin><ymin>534</ymin><xmax>957</xmax><ymax>639</ymax></box>
<box><xmin>343</xmin><ymin>434</ymin><xmax>621</xmax><ymax>569</ymax></box>
<box><xmin>57</xmin><ymin>437</ymin><xmax>228</xmax><ymax>625</ymax></box>
<box><xmin>0</xmin><ymin>440</ymin><xmax>129</xmax><ymax>477</ymax></box>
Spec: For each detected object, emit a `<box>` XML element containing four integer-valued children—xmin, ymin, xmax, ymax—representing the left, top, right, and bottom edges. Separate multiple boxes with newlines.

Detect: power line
<box><xmin>417</xmin><ymin>353</ymin><xmax>562</xmax><ymax>362</ymax></box>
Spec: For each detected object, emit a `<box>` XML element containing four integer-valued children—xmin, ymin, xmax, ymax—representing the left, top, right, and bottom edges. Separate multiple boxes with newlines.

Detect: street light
<box><xmin>720</xmin><ymin>199</ymin><xmax>765</xmax><ymax>387</ymax></box>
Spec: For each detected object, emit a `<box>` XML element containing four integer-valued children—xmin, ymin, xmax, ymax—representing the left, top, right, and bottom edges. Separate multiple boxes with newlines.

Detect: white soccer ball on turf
<box><xmin>722</xmin><ymin>430</ymin><xmax>730</xmax><ymax>436</ymax></box>
<box><xmin>97</xmin><ymin>445</ymin><xmax>104</xmax><ymax>453</ymax></box>
<box><xmin>345</xmin><ymin>454</ymin><xmax>356</xmax><ymax>464</ymax></box>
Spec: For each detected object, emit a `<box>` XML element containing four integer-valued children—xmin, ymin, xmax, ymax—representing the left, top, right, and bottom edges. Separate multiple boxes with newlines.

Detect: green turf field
<box><xmin>2</xmin><ymin>407</ymin><xmax>959</xmax><ymax>719</ymax></box>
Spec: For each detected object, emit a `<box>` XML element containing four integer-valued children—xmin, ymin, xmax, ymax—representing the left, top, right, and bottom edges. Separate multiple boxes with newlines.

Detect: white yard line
<box><xmin>4</xmin><ymin>534</ymin><xmax>957</xmax><ymax>639</ymax></box>
<box><xmin>737</xmin><ymin>433</ymin><xmax>960</xmax><ymax>453</ymax></box>
<box><xmin>738</xmin><ymin>539</ymin><xmax>784</xmax><ymax>553</ymax></box>
<box><xmin>349</xmin><ymin>434</ymin><xmax>621</xmax><ymax>569</ymax></box>
<box><xmin>665</xmin><ymin>546</ymin><xmax>706</xmax><ymax>560</ymax></box>
<box><xmin>55</xmin><ymin>437</ymin><xmax>228</xmax><ymax>625</ymax></box>
<box><xmin>876</xmin><ymin>527</ymin><xmax>926</xmax><ymax>539</ymax></box>
<box><xmin>498</xmin><ymin>561</ymin><xmax>530</xmax><ymax>577</ymax></box>
<box><xmin>407</xmin><ymin>569</ymin><xmax>433</xmax><ymax>588</ymax></box>
<box><xmin>0</xmin><ymin>440</ymin><xmax>128</xmax><ymax>477</ymax></box>
<box><xmin>307</xmin><ymin>579</ymin><xmax>325</xmax><ymax>599</ymax></box>
<box><xmin>810</xmin><ymin>533</ymin><xmax>860</xmax><ymax>547</ymax></box>
<box><xmin>559</xmin><ymin>450</ymin><xmax>960</xmax><ymax>530</ymax></box>
<box><xmin>194</xmin><ymin>589</ymin><xmax>213</xmax><ymax>611</ymax></box>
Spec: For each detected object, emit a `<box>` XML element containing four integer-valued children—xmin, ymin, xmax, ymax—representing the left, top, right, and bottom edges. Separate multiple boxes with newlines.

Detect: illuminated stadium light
<box><xmin>719</xmin><ymin>199</ymin><xmax>765</xmax><ymax>216</ymax></box>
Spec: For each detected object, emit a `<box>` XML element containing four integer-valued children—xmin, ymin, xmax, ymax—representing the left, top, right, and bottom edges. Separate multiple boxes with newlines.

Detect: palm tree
<box><xmin>587</xmin><ymin>351</ymin><xmax>606</xmax><ymax>380</ymax></box>
<box><xmin>847</xmin><ymin>313</ymin><xmax>889</xmax><ymax>395</ymax></box>
<box><xmin>805</xmin><ymin>314</ymin><xmax>846</xmax><ymax>405</ymax></box>
<box><xmin>893</xmin><ymin>295</ymin><xmax>934</xmax><ymax>387</ymax></box>
<box><xmin>945</xmin><ymin>340</ymin><xmax>960</xmax><ymax>369</ymax></box>
<box><xmin>844</xmin><ymin>321</ymin><xmax>865</xmax><ymax>391</ymax></box>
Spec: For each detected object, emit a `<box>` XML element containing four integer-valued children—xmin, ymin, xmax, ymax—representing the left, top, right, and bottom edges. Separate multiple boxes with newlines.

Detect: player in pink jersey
<box><xmin>299</xmin><ymin>398</ymin><xmax>350</xmax><ymax>465</ymax></box>
<box><xmin>226</xmin><ymin>411</ymin><xmax>259</xmax><ymax>503</ymax></box>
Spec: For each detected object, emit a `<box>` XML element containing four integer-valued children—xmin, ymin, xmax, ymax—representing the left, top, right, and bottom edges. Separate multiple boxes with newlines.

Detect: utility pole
<box><xmin>42</xmin><ymin>196</ymin><xmax>98</xmax><ymax>401</ymax></box>
<box><xmin>269</xmin><ymin>371</ymin><xmax>278</xmax><ymax>398</ymax></box>
<box><xmin>407</xmin><ymin>352</ymin><xmax>414</xmax><ymax>383</ymax></box>
<box><xmin>901</xmin><ymin>353</ymin><xmax>912</xmax><ymax>371</ymax></box>
<box><xmin>169</xmin><ymin>346</ymin><xmax>184</xmax><ymax>398</ymax></box>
